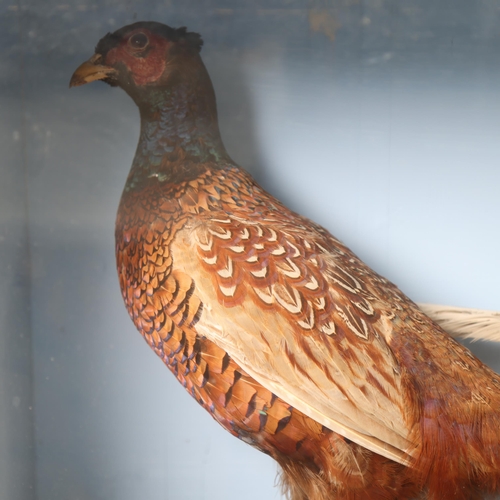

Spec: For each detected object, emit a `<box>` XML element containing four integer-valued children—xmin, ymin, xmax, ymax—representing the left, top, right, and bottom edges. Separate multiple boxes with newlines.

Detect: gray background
<box><xmin>1</xmin><ymin>1</ymin><xmax>500</xmax><ymax>499</ymax></box>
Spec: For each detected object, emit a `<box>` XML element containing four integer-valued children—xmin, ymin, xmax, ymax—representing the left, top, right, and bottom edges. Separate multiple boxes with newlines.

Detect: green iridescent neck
<box><xmin>125</xmin><ymin>83</ymin><xmax>229</xmax><ymax>191</ymax></box>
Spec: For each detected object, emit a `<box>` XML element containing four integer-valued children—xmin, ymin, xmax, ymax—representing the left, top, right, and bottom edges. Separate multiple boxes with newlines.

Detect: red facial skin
<box><xmin>105</xmin><ymin>29</ymin><xmax>169</xmax><ymax>86</ymax></box>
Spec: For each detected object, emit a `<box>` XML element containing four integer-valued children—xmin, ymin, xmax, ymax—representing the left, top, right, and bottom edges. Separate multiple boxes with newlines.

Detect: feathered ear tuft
<box><xmin>94</xmin><ymin>23</ymin><xmax>204</xmax><ymax>57</ymax></box>
<box><xmin>175</xmin><ymin>26</ymin><xmax>204</xmax><ymax>52</ymax></box>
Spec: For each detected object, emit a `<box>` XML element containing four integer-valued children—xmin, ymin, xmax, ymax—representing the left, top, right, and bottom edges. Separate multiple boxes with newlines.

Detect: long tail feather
<box><xmin>418</xmin><ymin>303</ymin><xmax>500</xmax><ymax>342</ymax></box>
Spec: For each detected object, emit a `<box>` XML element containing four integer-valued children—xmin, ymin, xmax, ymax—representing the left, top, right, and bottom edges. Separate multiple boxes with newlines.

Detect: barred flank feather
<box><xmin>418</xmin><ymin>304</ymin><xmax>500</xmax><ymax>343</ymax></box>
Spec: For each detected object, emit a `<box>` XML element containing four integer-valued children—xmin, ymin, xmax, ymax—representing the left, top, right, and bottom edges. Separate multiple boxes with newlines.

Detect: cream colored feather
<box><xmin>172</xmin><ymin>222</ymin><xmax>416</xmax><ymax>466</ymax></box>
<box><xmin>418</xmin><ymin>304</ymin><xmax>500</xmax><ymax>342</ymax></box>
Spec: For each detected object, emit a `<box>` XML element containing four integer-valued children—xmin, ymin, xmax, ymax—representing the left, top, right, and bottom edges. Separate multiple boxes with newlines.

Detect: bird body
<box><xmin>71</xmin><ymin>22</ymin><xmax>500</xmax><ymax>500</ymax></box>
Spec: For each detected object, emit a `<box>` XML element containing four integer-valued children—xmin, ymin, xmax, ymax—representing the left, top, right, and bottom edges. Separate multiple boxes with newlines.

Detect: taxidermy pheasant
<box><xmin>70</xmin><ymin>22</ymin><xmax>500</xmax><ymax>500</ymax></box>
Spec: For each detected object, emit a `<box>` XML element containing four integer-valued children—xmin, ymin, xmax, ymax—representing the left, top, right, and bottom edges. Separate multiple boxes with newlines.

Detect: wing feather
<box><xmin>168</xmin><ymin>213</ymin><xmax>419</xmax><ymax>465</ymax></box>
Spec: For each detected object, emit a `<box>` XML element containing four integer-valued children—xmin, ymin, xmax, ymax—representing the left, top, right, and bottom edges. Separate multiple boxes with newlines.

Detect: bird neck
<box><xmin>125</xmin><ymin>73</ymin><xmax>229</xmax><ymax>192</ymax></box>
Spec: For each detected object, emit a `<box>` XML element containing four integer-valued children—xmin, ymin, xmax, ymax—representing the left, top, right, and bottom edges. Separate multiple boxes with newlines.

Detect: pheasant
<box><xmin>70</xmin><ymin>22</ymin><xmax>500</xmax><ymax>500</ymax></box>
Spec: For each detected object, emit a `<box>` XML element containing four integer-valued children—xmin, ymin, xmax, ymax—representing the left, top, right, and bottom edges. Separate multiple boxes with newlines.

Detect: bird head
<box><xmin>70</xmin><ymin>21</ymin><xmax>227</xmax><ymax>167</ymax></box>
<box><xmin>70</xmin><ymin>22</ymin><xmax>204</xmax><ymax>103</ymax></box>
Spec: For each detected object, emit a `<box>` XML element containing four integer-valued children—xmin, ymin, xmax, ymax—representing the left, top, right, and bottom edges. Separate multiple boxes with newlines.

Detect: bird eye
<box><xmin>128</xmin><ymin>33</ymin><xmax>149</xmax><ymax>50</ymax></box>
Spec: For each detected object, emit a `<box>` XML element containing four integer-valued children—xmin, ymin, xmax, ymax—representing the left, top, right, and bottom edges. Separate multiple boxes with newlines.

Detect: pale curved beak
<box><xmin>69</xmin><ymin>53</ymin><xmax>117</xmax><ymax>88</ymax></box>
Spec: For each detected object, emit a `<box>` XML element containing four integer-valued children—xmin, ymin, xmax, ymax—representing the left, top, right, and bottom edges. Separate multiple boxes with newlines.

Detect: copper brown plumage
<box><xmin>70</xmin><ymin>22</ymin><xmax>500</xmax><ymax>500</ymax></box>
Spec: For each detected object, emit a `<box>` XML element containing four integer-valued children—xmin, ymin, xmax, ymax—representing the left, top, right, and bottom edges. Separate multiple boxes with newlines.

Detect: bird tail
<box><xmin>418</xmin><ymin>303</ymin><xmax>500</xmax><ymax>342</ymax></box>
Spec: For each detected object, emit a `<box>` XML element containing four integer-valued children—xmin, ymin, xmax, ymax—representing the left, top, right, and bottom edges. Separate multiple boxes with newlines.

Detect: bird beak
<box><xmin>69</xmin><ymin>53</ymin><xmax>117</xmax><ymax>88</ymax></box>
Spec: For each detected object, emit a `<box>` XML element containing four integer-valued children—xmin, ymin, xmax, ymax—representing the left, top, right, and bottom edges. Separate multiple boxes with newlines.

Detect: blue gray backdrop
<box><xmin>1</xmin><ymin>1</ymin><xmax>500</xmax><ymax>499</ymax></box>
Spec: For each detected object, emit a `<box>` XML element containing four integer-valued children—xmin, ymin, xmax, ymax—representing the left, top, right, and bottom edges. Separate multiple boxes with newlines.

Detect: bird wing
<box><xmin>168</xmin><ymin>209</ymin><xmax>419</xmax><ymax>465</ymax></box>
